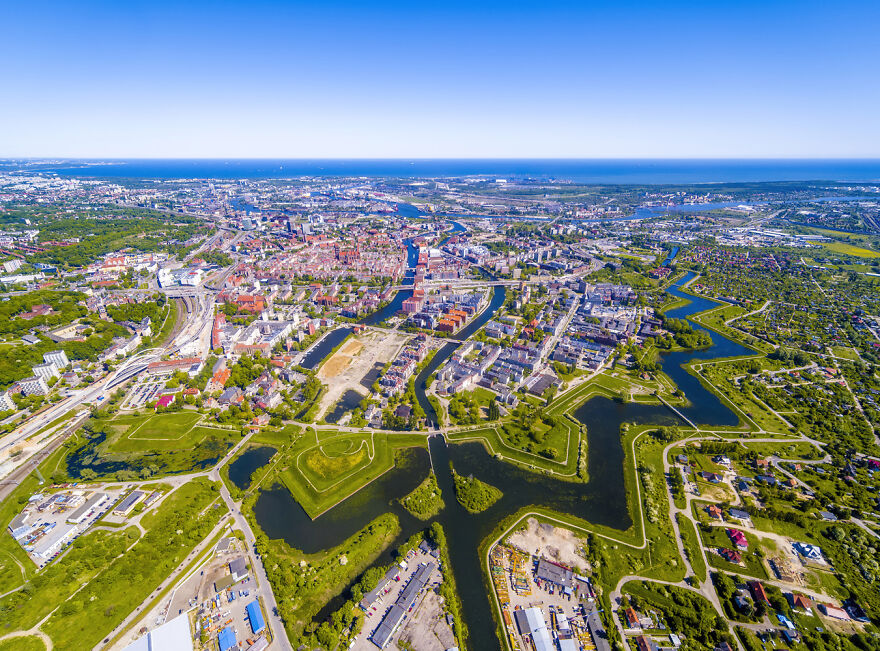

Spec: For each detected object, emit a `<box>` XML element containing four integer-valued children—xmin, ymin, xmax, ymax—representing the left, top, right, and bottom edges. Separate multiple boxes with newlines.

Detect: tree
<box><xmin>488</xmin><ymin>399</ymin><xmax>500</xmax><ymax>421</ymax></box>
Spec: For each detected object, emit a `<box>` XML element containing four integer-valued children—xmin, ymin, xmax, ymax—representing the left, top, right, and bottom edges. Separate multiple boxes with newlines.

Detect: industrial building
<box><xmin>67</xmin><ymin>492</ymin><xmax>110</xmax><ymax>524</ymax></box>
<box><xmin>246</xmin><ymin>599</ymin><xmax>266</xmax><ymax>634</ymax></box>
<box><xmin>113</xmin><ymin>490</ymin><xmax>146</xmax><ymax>516</ymax></box>
<box><xmin>514</xmin><ymin>607</ymin><xmax>554</xmax><ymax>651</ymax></box>
<box><xmin>123</xmin><ymin>614</ymin><xmax>194</xmax><ymax>651</ymax></box>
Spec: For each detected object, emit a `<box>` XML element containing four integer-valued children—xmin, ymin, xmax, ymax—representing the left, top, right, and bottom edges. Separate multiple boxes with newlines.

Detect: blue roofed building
<box><xmin>218</xmin><ymin>626</ymin><xmax>236</xmax><ymax>651</ymax></box>
<box><xmin>246</xmin><ymin>599</ymin><xmax>266</xmax><ymax>634</ymax></box>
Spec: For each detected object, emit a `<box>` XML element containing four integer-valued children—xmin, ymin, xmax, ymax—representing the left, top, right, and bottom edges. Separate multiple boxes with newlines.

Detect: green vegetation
<box><xmin>676</xmin><ymin>513</ymin><xmax>707</xmax><ymax>582</ymax></box>
<box><xmin>0</xmin><ymin>479</ymin><xmax>224</xmax><ymax>650</ymax></box>
<box><xmin>254</xmin><ymin>513</ymin><xmax>400</xmax><ymax>643</ymax></box>
<box><xmin>271</xmin><ymin>429</ymin><xmax>428</xmax><ymax>518</ymax></box>
<box><xmin>64</xmin><ymin>412</ymin><xmax>238</xmax><ymax>481</ymax></box>
<box><xmin>621</xmin><ymin>580</ymin><xmax>735</xmax><ymax>650</ymax></box>
<box><xmin>0</xmin><ymin>638</ymin><xmax>47</xmax><ymax>651</ymax></box>
<box><xmin>452</xmin><ymin>470</ymin><xmax>502</xmax><ymax>513</ymax></box>
<box><xmin>398</xmin><ymin>472</ymin><xmax>445</xmax><ymax>520</ymax></box>
<box><xmin>21</xmin><ymin>208</ymin><xmax>209</xmax><ymax>268</ymax></box>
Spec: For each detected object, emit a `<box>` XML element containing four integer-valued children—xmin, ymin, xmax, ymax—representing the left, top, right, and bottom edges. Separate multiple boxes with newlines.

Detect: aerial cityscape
<box><xmin>2</xmin><ymin>2</ymin><xmax>880</xmax><ymax>651</ymax></box>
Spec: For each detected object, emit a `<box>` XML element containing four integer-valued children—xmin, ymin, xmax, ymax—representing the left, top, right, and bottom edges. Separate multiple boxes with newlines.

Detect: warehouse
<box><xmin>535</xmin><ymin>557</ymin><xmax>573</xmax><ymax>589</ymax></box>
<box><xmin>123</xmin><ymin>613</ymin><xmax>194</xmax><ymax>651</ymax></box>
<box><xmin>230</xmin><ymin>557</ymin><xmax>249</xmax><ymax>582</ymax></box>
<box><xmin>66</xmin><ymin>492</ymin><xmax>110</xmax><ymax>524</ymax></box>
<box><xmin>246</xmin><ymin>599</ymin><xmax>266</xmax><ymax>634</ymax></box>
<box><xmin>114</xmin><ymin>490</ymin><xmax>146</xmax><ymax>516</ymax></box>
<box><xmin>370</xmin><ymin>604</ymin><xmax>406</xmax><ymax>649</ymax></box>
<box><xmin>218</xmin><ymin>626</ymin><xmax>237</xmax><ymax>651</ymax></box>
<box><xmin>359</xmin><ymin>566</ymin><xmax>400</xmax><ymax>611</ymax></box>
<box><xmin>514</xmin><ymin>607</ymin><xmax>554</xmax><ymax>651</ymax></box>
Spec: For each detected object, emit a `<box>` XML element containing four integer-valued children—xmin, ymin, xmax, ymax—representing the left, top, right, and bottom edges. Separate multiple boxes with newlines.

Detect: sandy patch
<box><xmin>507</xmin><ymin>517</ymin><xmax>590</xmax><ymax>572</ymax></box>
<box><xmin>318</xmin><ymin>339</ymin><xmax>365</xmax><ymax>379</ymax></box>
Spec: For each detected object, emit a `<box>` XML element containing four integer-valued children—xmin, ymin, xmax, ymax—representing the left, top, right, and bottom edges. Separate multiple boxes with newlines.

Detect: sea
<box><xmin>16</xmin><ymin>158</ymin><xmax>880</xmax><ymax>184</ymax></box>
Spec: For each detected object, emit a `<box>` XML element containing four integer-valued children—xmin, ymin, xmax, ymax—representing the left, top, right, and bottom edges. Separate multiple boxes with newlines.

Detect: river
<box><xmin>250</xmin><ymin>271</ymin><xmax>754</xmax><ymax>649</ymax></box>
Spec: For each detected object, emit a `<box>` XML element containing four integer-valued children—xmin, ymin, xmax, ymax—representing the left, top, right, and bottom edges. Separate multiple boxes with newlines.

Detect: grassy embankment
<box><xmin>261</xmin><ymin>428</ymin><xmax>427</xmax><ymax>518</ymax></box>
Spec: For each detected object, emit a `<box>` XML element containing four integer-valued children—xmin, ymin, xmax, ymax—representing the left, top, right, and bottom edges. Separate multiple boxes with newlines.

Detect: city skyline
<box><xmin>3</xmin><ymin>0</ymin><xmax>880</xmax><ymax>158</ymax></box>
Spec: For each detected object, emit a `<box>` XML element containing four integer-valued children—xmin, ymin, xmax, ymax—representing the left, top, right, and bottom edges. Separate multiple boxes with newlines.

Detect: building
<box><xmin>43</xmin><ymin>350</ymin><xmax>69</xmax><ymax>368</ymax></box>
<box><xmin>513</xmin><ymin>607</ymin><xmax>554</xmax><ymax>651</ymax></box>
<box><xmin>820</xmin><ymin>603</ymin><xmax>851</xmax><ymax>620</ymax></box>
<box><xmin>370</xmin><ymin>604</ymin><xmax>405</xmax><ymax>648</ymax></box>
<box><xmin>535</xmin><ymin>557</ymin><xmax>574</xmax><ymax>590</ymax></box>
<box><xmin>217</xmin><ymin>626</ymin><xmax>237</xmax><ymax>651</ymax></box>
<box><xmin>17</xmin><ymin>376</ymin><xmax>49</xmax><ymax>396</ymax></box>
<box><xmin>246</xmin><ymin>599</ymin><xmax>266</xmax><ymax>634</ymax></box>
<box><xmin>31</xmin><ymin>362</ymin><xmax>59</xmax><ymax>382</ymax></box>
<box><xmin>66</xmin><ymin>492</ymin><xmax>110</xmax><ymax>524</ymax></box>
<box><xmin>122</xmin><ymin>614</ymin><xmax>194</xmax><ymax>651</ymax></box>
<box><xmin>0</xmin><ymin>392</ymin><xmax>16</xmax><ymax>411</ymax></box>
<box><xmin>230</xmin><ymin>557</ymin><xmax>249</xmax><ymax>582</ymax></box>
<box><xmin>113</xmin><ymin>490</ymin><xmax>145</xmax><ymax>516</ymax></box>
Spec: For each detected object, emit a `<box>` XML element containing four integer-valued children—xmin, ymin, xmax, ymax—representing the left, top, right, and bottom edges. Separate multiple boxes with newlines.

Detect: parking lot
<box><xmin>9</xmin><ymin>484</ymin><xmax>125</xmax><ymax>567</ymax></box>
<box><xmin>122</xmin><ymin>380</ymin><xmax>164</xmax><ymax>410</ymax></box>
<box><xmin>349</xmin><ymin>543</ymin><xmax>450</xmax><ymax>651</ymax></box>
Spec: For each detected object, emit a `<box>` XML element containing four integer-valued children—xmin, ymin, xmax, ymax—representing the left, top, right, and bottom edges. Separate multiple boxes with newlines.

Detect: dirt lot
<box><xmin>394</xmin><ymin>590</ymin><xmax>456</xmax><ymax>651</ymax></box>
<box><xmin>507</xmin><ymin>517</ymin><xmax>590</xmax><ymax>573</ymax></box>
<box><xmin>316</xmin><ymin>329</ymin><xmax>411</xmax><ymax>420</ymax></box>
<box><xmin>318</xmin><ymin>338</ymin><xmax>365</xmax><ymax>379</ymax></box>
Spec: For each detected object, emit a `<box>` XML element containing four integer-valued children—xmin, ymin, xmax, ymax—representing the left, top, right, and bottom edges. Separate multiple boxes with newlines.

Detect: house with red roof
<box><xmin>155</xmin><ymin>394</ymin><xmax>175</xmax><ymax>408</ymax></box>
<box><xmin>748</xmin><ymin>581</ymin><xmax>769</xmax><ymax>604</ymax></box>
<box><xmin>726</xmin><ymin>528</ymin><xmax>749</xmax><ymax>550</ymax></box>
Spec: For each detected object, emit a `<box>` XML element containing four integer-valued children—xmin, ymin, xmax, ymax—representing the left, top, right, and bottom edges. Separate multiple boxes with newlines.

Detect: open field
<box><xmin>315</xmin><ymin>329</ymin><xmax>410</xmax><ymax>420</ymax></box>
<box><xmin>66</xmin><ymin>412</ymin><xmax>239</xmax><ymax>479</ymax></box>
<box><xmin>275</xmin><ymin>428</ymin><xmax>428</xmax><ymax>517</ymax></box>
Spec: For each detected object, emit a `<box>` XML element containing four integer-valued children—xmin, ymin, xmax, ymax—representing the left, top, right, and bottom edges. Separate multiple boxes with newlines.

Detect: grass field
<box><xmin>276</xmin><ymin>429</ymin><xmax>428</xmax><ymax>517</ymax></box>
<box><xmin>0</xmin><ymin>637</ymin><xmax>47</xmax><ymax>651</ymax></box>
<box><xmin>67</xmin><ymin>412</ymin><xmax>239</xmax><ymax>479</ymax></box>
<box><xmin>819</xmin><ymin>240</ymin><xmax>880</xmax><ymax>258</ymax></box>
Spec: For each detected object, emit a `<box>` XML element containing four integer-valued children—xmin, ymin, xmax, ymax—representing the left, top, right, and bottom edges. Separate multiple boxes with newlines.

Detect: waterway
<box><xmin>300</xmin><ymin>327</ymin><xmax>353</xmax><ymax>370</ymax></box>
<box><xmin>251</xmin><ymin>270</ymin><xmax>755</xmax><ymax>649</ymax></box>
<box><xmin>228</xmin><ymin>446</ymin><xmax>276</xmax><ymax>490</ymax></box>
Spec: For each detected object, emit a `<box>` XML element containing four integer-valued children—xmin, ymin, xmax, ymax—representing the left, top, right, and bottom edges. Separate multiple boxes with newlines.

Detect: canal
<box><xmin>251</xmin><ymin>271</ymin><xmax>753</xmax><ymax>649</ymax></box>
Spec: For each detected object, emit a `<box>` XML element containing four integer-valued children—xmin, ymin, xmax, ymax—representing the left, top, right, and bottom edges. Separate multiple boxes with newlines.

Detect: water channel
<box><xmin>250</xmin><ymin>270</ymin><xmax>754</xmax><ymax>649</ymax></box>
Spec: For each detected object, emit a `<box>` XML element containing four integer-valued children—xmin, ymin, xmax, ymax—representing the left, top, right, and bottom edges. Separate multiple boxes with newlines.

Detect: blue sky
<box><xmin>2</xmin><ymin>0</ymin><xmax>878</xmax><ymax>158</ymax></box>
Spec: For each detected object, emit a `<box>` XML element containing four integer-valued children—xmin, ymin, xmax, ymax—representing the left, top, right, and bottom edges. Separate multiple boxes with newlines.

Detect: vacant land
<box><xmin>66</xmin><ymin>412</ymin><xmax>238</xmax><ymax>479</ymax></box>
<box><xmin>507</xmin><ymin>517</ymin><xmax>589</xmax><ymax>572</ymax></box>
<box><xmin>316</xmin><ymin>330</ymin><xmax>410</xmax><ymax>420</ymax></box>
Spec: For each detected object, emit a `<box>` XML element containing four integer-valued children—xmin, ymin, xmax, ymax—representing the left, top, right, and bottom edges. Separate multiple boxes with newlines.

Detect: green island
<box><xmin>398</xmin><ymin>472</ymin><xmax>445</xmax><ymax>520</ymax></box>
<box><xmin>452</xmin><ymin>470</ymin><xmax>503</xmax><ymax>513</ymax></box>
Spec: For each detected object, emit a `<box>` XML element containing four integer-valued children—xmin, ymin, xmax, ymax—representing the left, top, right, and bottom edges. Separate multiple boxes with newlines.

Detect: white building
<box><xmin>18</xmin><ymin>376</ymin><xmax>50</xmax><ymax>396</ymax></box>
<box><xmin>31</xmin><ymin>362</ymin><xmax>59</xmax><ymax>382</ymax></box>
<box><xmin>0</xmin><ymin>392</ymin><xmax>16</xmax><ymax>411</ymax></box>
<box><xmin>2</xmin><ymin>259</ymin><xmax>22</xmax><ymax>273</ymax></box>
<box><xmin>43</xmin><ymin>350</ymin><xmax>70</xmax><ymax>369</ymax></box>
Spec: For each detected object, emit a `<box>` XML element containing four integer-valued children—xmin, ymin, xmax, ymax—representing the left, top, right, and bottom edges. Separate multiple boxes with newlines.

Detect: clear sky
<box><xmin>2</xmin><ymin>0</ymin><xmax>878</xmax><ymax>158</ymax></box>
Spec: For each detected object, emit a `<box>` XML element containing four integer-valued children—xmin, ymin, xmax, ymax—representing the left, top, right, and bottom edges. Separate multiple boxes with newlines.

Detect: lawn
<box><xmin>819</xmin><ymin>241</ymin><xmax>880</xmax><ymax>258</ymax></box>
<box><xmin>121</xmin><ymin>411</ymin><xmax>203</xmax><ymax>441</ymax></box>
<box><xmin>277</xmin><ymin>429</ymin><xmax>428</xmax><ymax>518</ymax></box>
<box><xmin>676</xmin><ymin>513</ymin><xmax>707</xmax><ymax>582</ymax></box>
<box><xmin>0</xmin><ymin>638</ymin><xmax>47</xmax><ymax>651</ymax></box>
